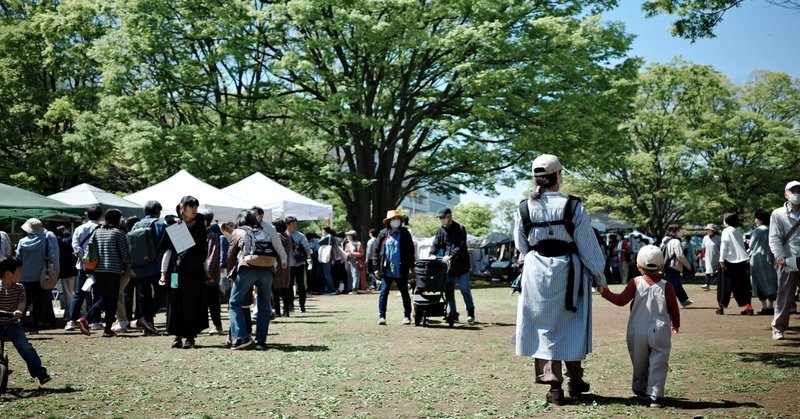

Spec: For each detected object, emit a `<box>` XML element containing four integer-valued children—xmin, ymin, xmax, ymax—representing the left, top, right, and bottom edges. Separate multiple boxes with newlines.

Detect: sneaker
<box><xmin>38</xmin><ymin>373</ymin><xmax>52</xmax><ymax>386</ymax></box>
<box><xmin>232</xmin><ymin>339</ymin><xmax>254</xmax><ymax>350</ymax></box>
<box><xmin>715</xmin><ymin>308</ymin><xmax>724</xmax><ymax>315</ymax></box>
<box><xmin>300</xmin><ymin>307</ymin><xmax>306</xmax><ymax>313</ymax></box>
<box><xmin>171</xmin><ymin>338</ymin><xmax>183</xmax><ymax>349</ymax></box>
<box><xmin>681</xmin><ymin>299</ymin><xmax>694</xmax><ymax>308</ymax></box>
<box><xmin>102</xmin><ymin>329</ymin><xmax>116</xmax><ymax>338</ymax></box>
<box><xmin>64</xmin><ymin>320</ymin><xmax>76</xmax><ymax>331</ymax></box>
<box><xmin>183</xmin><ymin>338</ymin><xmax>195</xmax><ymax>349</ymax></box>
<box><xmin>112</xmin><ymin>321</ymin><xmax>129</xmax><ymax>334</ymax></box>
<box><xmin>700</xmin><ymin>284</ymin><xmax>710</xmax><ymax>290</ymax></box>
<box><xmin>567</xmin><ymin>379</ymin><xmax>590</xmax><ymax>397</ymax></box>
<box><xmin>773</xmin><ymin>330</ymin><xmax>785</xmax><ymax>341</ymax></box>
<box><xmin>77</xmin><ymin>317</ymin><xmax>91</xmax><ymax>335</ymax></box>
<box><xmin>545</xmin><ymin>389</ymin><xmax>564</xmax><ymax>405</ymax></box>
<box><xmin>254</xmin><ymin>341</ymin><xmax>268</xmax><ymax>351</ymax></box>
<box><xmin>649</xmin><ymin>398</ymin><xmax>663</xmax><ymax>408</ymax></box>
<box><xmin>378</xmin><ymin>317</ymin><xmax>386</xmax><ymax>325</ymax></box>
<box><xmin>740</xmin><ymin>309</ymin><xmax>754</xmax><ymax>316</ymax></box>
<box><xmin>467</xmin><ymin>316</ymin><xmax>475</xmax><ymax>326</ymax></box>
<box><xmin>757</xmin><ymin>308</ymin><xmax>775</xmax><ymax>316</ymax></box>
<box><xmin>402</xmin><ymin>317</ymin><xmax>411</xmax><ymax>325</ymax></box>
<box><xmin>90</xmin><ymin>322</ymin><xmax>103</xmax><ymax>330</ymax></box>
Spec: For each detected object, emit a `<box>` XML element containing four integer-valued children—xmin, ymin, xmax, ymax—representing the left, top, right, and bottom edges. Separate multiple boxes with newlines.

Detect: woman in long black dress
<box><xmin>159</xmin><ymin>196</ymin><xmax>209</xmax><ymax>349</ymax></box>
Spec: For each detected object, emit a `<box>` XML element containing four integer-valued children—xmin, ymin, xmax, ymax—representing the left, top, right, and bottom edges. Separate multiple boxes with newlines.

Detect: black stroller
<box><xmin>412</xmin><ymin>259</ymin><xmax>453</xmax><ymax>327</ymax></box>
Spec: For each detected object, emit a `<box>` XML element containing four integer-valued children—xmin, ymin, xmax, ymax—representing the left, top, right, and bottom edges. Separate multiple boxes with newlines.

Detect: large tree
<box><xmin>84</xmin><ymin>0</ymin><xmax>637</xmax><ymax>238</ymax></box>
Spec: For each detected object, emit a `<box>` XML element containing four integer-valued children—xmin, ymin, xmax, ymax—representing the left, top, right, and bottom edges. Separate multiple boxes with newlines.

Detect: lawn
<box><xmin>2</xmin><ymin>280</ymin><xmax>798</xmax><ymax>418</ymax></box>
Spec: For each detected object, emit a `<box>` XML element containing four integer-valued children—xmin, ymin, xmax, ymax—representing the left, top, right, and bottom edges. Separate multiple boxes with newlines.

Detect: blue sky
<box><xmin>461</xmin><ymin>0</ymin><xmax>800</xmax><ymax>206</ymax></box>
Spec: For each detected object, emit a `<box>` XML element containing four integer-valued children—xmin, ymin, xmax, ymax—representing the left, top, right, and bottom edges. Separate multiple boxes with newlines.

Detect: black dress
<box><xmin>161</xmin><ymin>214</ymin><xmax>209</xmax><ymax>338</ymax></box>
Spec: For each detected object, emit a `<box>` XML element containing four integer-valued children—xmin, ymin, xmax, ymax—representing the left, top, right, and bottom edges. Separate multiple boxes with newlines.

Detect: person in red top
<box><xmin>600</xmin><ymin>245</ymin><xmax>680</xmax><ymax>408</ymax></box>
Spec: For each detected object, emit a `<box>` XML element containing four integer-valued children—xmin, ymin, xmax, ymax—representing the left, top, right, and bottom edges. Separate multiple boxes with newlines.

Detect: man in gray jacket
<box><xmin>768</xmin><ymin>180</ymin><xmax>800</xmax><ymax>341</ymax></box>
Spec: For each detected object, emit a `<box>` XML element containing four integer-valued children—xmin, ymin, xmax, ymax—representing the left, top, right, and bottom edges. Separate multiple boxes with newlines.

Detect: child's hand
<box><xmin>13</xmin><ymin>310</ymin><xmax>22</xmax><ymax>320</ymax></box>
<box><xmin>671</xmin><ymin>326</ymin><xmax>679</xmax><ymax>334</ymax></box>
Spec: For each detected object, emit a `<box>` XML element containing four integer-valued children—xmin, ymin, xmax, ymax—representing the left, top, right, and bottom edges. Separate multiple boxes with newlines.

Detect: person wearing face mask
<box><xmin>513</xmin><ymin>154</ymin><xmax>606</xmax><ymax>405</ymax></box>
<box><xmin>768</xmin><ymin>181</ymin><xmax>800</xmax><ymax>341</ymax></box>
<box><xmin>430</xmin><ymin>208</ymin><xmax>475</xmax><ymax>325</ymax></box>
<box><xmin>372</xmin><ymin>211</ymin><xmax>416</xmax><ymax>325</ymax></box>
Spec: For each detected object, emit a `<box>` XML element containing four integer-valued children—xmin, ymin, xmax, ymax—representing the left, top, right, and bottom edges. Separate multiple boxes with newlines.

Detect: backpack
<box><xmin>82</xmin><ymin>228</ymin><xmax>100</xmax><ymax>270</ymax></box>
<box><xmin>290</xmin><ymin>234</ymin><xmax>306</xmax><ymax>261</ymax></box>
<box><xmin>660</xmin><ymin>237</ymin><xmax>674</xmax><ymax>268</ymax></box>
<box><xmin>518</xmin><ymin>195</ymin><xmax>581</xmax><ymax>239</ymax></box>
<box><xmin>240</xmin><ymin>226</ymin><xmax>278</xmax><ymax>268</ymax></box>
<box><xmin>127</xmin><ymin>219</ymin><xmax>158</xmax><ymax>267</ymax></box>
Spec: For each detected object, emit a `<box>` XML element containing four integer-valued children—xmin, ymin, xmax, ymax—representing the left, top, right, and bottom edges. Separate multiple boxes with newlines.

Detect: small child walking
<box><xmin>600</xmin><ymin>245</ymin><xmax>680</xmax><ymax>408</ymax></box>
<box><xmin>0</xmin><ymin>255</ymin><xmax>51</xmax><ymax>385</ymax></box>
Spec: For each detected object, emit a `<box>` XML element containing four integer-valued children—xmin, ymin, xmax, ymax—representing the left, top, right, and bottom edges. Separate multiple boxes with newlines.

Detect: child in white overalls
<box><xmin>600</xmin><ymin>245</ymin><xmax>680</xmax><ymax>408</ymax></box>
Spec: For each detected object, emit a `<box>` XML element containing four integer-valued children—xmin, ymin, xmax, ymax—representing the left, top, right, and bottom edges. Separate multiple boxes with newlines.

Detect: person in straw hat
<box><xmin>371</xmin><ymin>210</ymin><xmax>415</xmax><ymax>325</ymax></box>
<box><xmin>701</xmin><ymin>223</ymin><xmax>721</xmax><ymax>290</ymax></box>
<box><xmin>513</xmin><ymin>154</ymin><xmax>606</xmax><ymax>405</ymax></box>
<box><xmin>600</xmin><ymin>245</ymin><xmax>680</xmax><ymax>408</ymax></box>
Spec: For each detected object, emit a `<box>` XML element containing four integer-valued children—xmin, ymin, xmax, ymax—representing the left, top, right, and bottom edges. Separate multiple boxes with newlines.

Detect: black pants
<box><xmin>333</xmin><ymin>261</ymin><xmax>347</xmax><ymax>291</ymax></box>
<box><xmin>135</xmin><ymin>275</ymin><xmax>165</xmax><ymax>325</ymax></box>
<box><xmin>85</xmin><ymin>272</ymin><xmax>121</xmax><ymax>329</ymax></box>
<box><xmin>22</xmin><ymin>282</ymin><xmax>46</xmax><ymax>331</ymax></box>
<box><xmin>273</xmin><ymin>287</ymin><xmax>293</xmax><ymax>314</ymax></box>
<box><xmin>205</xmin><ymin>283</ymin><xmax>222</xmax><ymax>328</ymax></box>
<box><xmin>290</xmin><ymin>265</ymin><xmax>307</xmax><ymax>309</ymax></box>
<box><xmin>123</xmin><ymin>276</ymin><xmax>136</xmax><ymax>322</ymax></box>
<box><xmin>718</xmin><ymin>261</ymin><xmax>752</xmax><ymax>308</ymax></box>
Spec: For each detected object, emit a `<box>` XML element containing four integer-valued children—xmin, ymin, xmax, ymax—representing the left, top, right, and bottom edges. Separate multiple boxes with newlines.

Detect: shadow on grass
<box><xmin>577</xmin><ymin>394</ymin><xmax>761</xmax><ymax>410</ymax></box>
<box><xmin>267</xmin><ymin>343</ymin><xmax>330</xmax><ymax>353</ymax></box>
<box><xmin>1</xmin><ymin>385</ymin><xmax>81</xmax><ymax>401</ymax></box>
<box><xmin>736</xmin><ymin>351</ymin><xmax>800</xmax><ymax>368</ymax></box>
<box><xmin>277</xmin><ymin>320</ymin><xmax>326</xmax><ymax>324</ymax></box>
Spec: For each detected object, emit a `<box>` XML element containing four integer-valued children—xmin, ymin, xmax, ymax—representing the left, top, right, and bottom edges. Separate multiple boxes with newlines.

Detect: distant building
<box><xmin>402</xmin><ymin>189</ymin><xmax>460</xmax><ymax>215</ymax></box>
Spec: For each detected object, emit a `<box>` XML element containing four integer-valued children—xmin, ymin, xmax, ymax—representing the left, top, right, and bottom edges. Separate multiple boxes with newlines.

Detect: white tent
<box><xmin>125</xmin><ymin>170</ymin><xmax>256</xmax><ymax>222</ymax></box>
<box><xmin>49</xmin><ymin>183</ymin><xmax>143</xmax><ymax>218</ymax></box>
<box><xmin>223</xmin><ymin>172</ymin><xmax>333</xmax><ymax>221</ymax></box>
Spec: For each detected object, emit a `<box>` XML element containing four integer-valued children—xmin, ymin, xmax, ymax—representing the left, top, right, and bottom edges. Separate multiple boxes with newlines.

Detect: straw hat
<box><xmin>21</xmin><ymin>218</ymin><xmax>44</xmax><ymax>235</ymax></box>
<box><xmin>383</xmin><ymin>210</ymin><xmax>404</xmax><ymax>226</ymax></box>
<box><xmin>704</xmin><ymin>224</ymin><xmax>719</xmax><ymax>233</ymax></box>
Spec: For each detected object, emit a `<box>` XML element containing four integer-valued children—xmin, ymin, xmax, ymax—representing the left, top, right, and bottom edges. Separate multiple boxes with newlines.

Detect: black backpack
<box><xmin>660</xmin><ymin>237</ymin><xmax>674</xmax><ymax>268</ymax></box>
<box><xmin>518</xmin><ymin>195</ymin><xmax>581</xmax><ymax>239</ymax></box>
<box><xmin>240</xmin><ymin>226</ymin><xmax>278</xmax><ymax>267</ymax></box>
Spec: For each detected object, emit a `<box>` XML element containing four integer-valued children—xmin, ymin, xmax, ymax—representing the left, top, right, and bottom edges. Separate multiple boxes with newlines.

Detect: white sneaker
<box><xmin>64</xmin><ymin>320</ymin><xmax>76</xmax><ymax>331</ymax></box>
<box><xmin>681</xmin><ymin>299</ymin><xmax>694</xmax><ymax>308</ymax></box>
<box><xmin>112</xmin><ymin>321</ymin><xmax>129</xmax><ymax>333</ymax></box>
<box><xmin>773</xmin><ymin>330</ymin><xmax>785</xmax><ymax>341</ymax></box>
<box><xmin>90</xmin><ymin>322</ymin><xmax>103</xmax><ymax>330</ymax></box>
<box><xmin>402</xmin><ymin>317</ymin><xmax>411</xmax><ymax>325</ymax></box>
<box><xmin>378</xmin><ymin>317</ymin><xmax>386</xmax><ymax>325</ymax></box>
<box><xmin>700</xmin><ymin>284</ymin><xmax>710</xmax><ymax>290</ymax></box>
<box><xmin>467</xmin><ymin>316</ymin><xmax>475</xmax><ymax>325</ymax></box>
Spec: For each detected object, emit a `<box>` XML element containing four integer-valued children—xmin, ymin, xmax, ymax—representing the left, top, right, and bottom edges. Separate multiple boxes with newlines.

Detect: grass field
<box><xmin>1</xmin><ymin>280</ymin><xmax>799</xmax><ymax>418</ymax></box>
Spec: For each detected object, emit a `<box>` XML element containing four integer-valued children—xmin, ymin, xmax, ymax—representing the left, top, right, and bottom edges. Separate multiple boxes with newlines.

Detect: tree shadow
<box><xmin>736</xmin><ymin>351</ymin><xmax>800</xmax><ymax>368</ymax></box>
<box><xmin>277</xmin><ymin>320</ymin><xmax>326</xmax><ymax>325</ymax></box>
<box><xmin>1</xmin><ymin>385</ymin><xmax>81</xmax><ymax>401</ymax></box>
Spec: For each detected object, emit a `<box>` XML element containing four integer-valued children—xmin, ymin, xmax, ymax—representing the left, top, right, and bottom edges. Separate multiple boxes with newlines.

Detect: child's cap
<box><xmin>637</xmin><ymin>245</ymin><xmax>664</xmax><ymax>270</ymax></box>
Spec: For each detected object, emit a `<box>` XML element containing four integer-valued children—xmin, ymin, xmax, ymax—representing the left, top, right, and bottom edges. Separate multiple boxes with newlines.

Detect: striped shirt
<box><xmin>93</xmin><ymin>227</ymin><xmax>130</xmax><ymax>274</ymax></box>
<box><xmin>0</xmin><ymin>282</ymin><xmax>25</xmax><ymax>325</ymax></box>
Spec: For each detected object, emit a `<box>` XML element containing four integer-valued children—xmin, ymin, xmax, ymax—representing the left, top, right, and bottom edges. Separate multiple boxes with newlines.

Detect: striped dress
<box><xmin>513</xmin><ymin>192</ymin><xmax>606</xmax><ymax>361</ymax></box>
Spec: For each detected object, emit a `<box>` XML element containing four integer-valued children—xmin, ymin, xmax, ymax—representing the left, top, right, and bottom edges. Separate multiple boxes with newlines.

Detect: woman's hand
<box><xmin>159</xmin><ymin>274</ymin><xmax>167</xmax><ymax>286</ymax></box>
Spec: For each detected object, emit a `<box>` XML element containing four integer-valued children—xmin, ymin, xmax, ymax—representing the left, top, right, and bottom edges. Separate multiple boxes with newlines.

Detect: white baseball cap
<box><xmin>531</xmin><ymin>154</ymin><xmax>563</xmax><ymax>176</ymax></box>
<box><xmin>785</xmin><ymin>181</ymin><xmax>800</xmax><ymax>191</ymax></box>
<box><xmin>636</xmin><ymin>245</ymin><xmax>664</xmax><ymax>270</ymax></box>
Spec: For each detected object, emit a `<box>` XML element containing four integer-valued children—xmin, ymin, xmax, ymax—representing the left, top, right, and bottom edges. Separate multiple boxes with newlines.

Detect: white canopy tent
<box><xmin>125</xmin><ymin>170</ymin><xmax>256</xmax><ymax>222</ymax></box>
<box><xmin>49</xmin><ymin>183</ymin><xmax>143</xmax><ymax>218</ymax></box>
<box><xmin>223</xmin><ymin>172</ymin><xmax>333</xmax><ymax>221</ymax></box>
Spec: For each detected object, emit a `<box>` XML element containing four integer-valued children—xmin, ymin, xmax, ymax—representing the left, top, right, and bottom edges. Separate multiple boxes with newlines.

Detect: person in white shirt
<box><xmin>701</xmin><ymin>224</ymin><xmax>721</xmax><ymax>290</ymax></box>
<box><xmin>768</xmin><ymin>181</ymin><xmax>800</xmax><ymax>340</ymax></box>
<box><xmin>717</xmin><ymin>212</ymin><xmax>753</xmax><ymax>316</ymax></box>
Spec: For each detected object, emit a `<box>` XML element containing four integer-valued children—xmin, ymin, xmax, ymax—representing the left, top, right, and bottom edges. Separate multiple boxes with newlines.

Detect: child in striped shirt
<box><xmin>0</xmin><ymin>255</ymin><xmax>51</xmax><ymax>385</ymax></box>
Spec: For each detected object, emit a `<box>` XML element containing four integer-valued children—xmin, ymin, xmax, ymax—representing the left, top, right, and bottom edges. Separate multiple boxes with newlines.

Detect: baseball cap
<box><xmin>636</xmin><ymin>245</ymin><xmax>664</xmax><ymax>270</ymax></box>
<box><xmin>532</xmin><ymin>154</ymin><xmax>563</xmax><ymax>176</ymax></box>
<box><xmin>785</xmin><ymin>181</ymin><xmax>800</xmax><ymax>190</ymax></box>
<box><xmin>437</xmin><ymin>208</ymin><xmax>452</xmax><ymax>218</ymax></box>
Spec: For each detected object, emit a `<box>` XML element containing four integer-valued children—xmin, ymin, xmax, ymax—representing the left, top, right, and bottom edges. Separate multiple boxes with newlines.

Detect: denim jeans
<box><xmin>0</xmin><ymin>320</ymin><xmax>47</xmax><ymax>379</ymax></box>
<box><xmin>321</xmin><ymin>263</ymin><xmax>335</xmax><ymax>293</ymax></box>
<box><xmin>378</xmin><ymin>276</ymin><xmax>411</xmax><ymax>318</ymax></box>
<box><xmin>135</xmin><ymin>274</ymin><xmax>164</xmax><ymax>325</ymax></box>
<box><xmin>446</xmin><ymin>271</ymin><xmax>475</xmax><ymax>316</ymax></box>
<box><xmin>229</xmin><ymin>266</ymin><xmax>273</xmax><ymax>343</ymax></box>
<box><xmin>69</xmin><ymin>270</ymin><xmax>99</xmax><ymax>323</ymax></box>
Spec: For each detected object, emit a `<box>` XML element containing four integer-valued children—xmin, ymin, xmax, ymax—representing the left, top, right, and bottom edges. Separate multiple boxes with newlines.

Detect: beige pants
<box><xmin>535</xmin><ymin>358</ymin><xmax>584</xmax><ymax>386</ymax></box>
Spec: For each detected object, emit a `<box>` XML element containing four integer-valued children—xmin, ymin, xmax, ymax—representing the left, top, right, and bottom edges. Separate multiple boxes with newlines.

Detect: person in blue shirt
<box><xmin>372</xmin><ymin>210</ymin><xmax>416</xmax><ymax>325</ymax></box>
<box><xmin>131</xmin><ymin>200</ymin><xmax>165</xmax><ymax>335</ymax></box>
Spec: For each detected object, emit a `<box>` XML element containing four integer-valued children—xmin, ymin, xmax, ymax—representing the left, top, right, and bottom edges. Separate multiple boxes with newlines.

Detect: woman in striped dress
<box><xmin>513</xmin><ymin>154</ymin><xmax>606</xmax><ymax>405</ymax></box>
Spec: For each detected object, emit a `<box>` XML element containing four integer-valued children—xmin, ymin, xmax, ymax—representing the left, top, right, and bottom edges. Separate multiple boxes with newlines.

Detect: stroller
<box><xmin>412</xmin><ymin>259</ymin><xmax>453</xmax><ymax>327</ymax></box>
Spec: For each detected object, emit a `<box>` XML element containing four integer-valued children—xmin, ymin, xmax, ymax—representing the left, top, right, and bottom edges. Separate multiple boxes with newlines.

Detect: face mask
<box><xmin>390</xmin><ymin>220</ymin><xmax>401</xmax><ymax>229</ymax></box>
<box><xmin>789</xmin><ymin>193</ymin><xmax>800</xmax><ymax>205</ymax></box>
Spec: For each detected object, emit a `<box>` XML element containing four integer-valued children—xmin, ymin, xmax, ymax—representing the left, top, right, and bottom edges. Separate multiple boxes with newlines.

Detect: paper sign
<box><xmin>166</xmin><ymin>222</ymin><xmax>195</xmax><ymax>254</ymax></box>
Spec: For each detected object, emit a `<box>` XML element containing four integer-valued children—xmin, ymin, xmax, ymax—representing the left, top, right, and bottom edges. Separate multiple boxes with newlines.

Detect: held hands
<box><xmin>596</xmin><ymin>284</ymin><xmax>609</xmax><ymax>295</ymax></box>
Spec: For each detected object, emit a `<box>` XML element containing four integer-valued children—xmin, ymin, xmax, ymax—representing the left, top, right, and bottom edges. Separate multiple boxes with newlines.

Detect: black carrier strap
<box><xmin>519</xmin><ymin>195</ymin><xmax>583</xmax><ymax>312</ymax></box>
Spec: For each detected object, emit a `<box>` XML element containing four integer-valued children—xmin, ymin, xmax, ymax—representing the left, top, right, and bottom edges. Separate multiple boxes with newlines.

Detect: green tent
<box><xmin>0</xmin><ymin>183</ymin><xmax>84</xmax><ymax>221</ymax></box>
